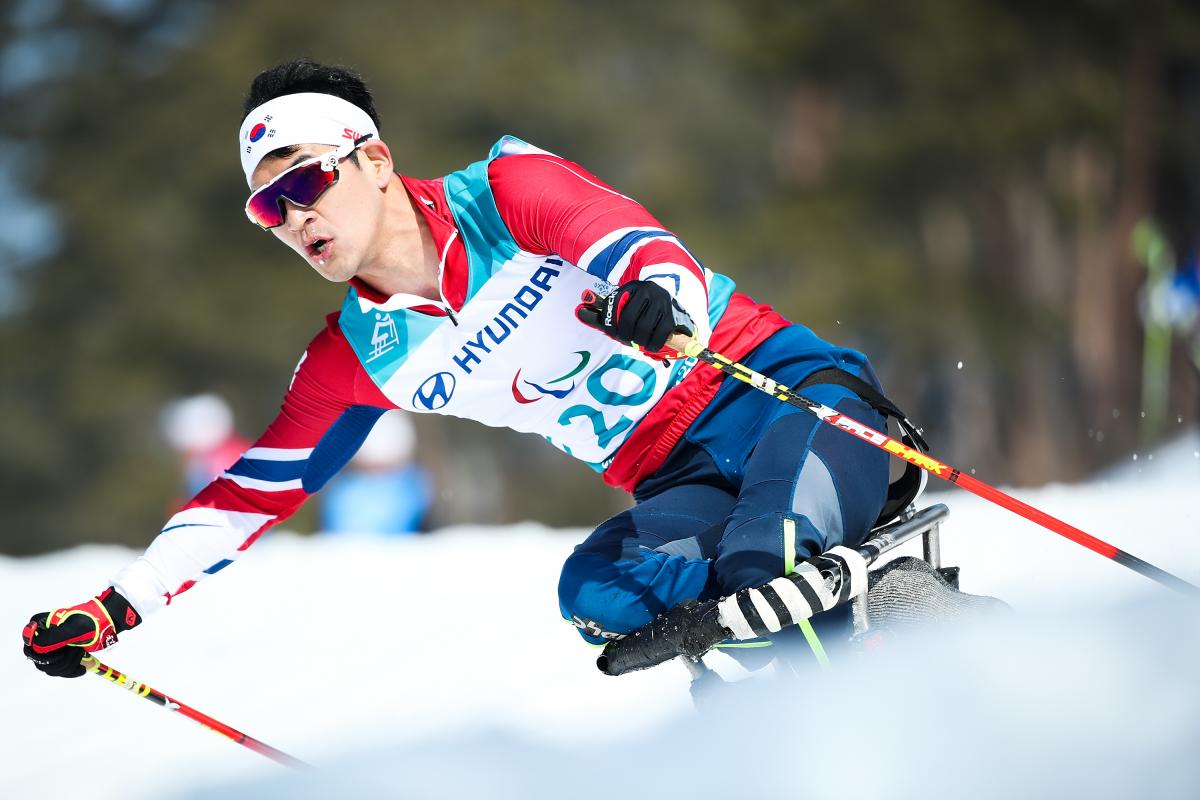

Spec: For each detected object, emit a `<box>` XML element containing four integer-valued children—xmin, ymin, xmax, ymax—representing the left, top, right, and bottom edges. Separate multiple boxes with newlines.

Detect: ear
<box><xmin>358</xmin><ymin>139</ymin><xmax>394</xmax><ymax>189</ymax></box>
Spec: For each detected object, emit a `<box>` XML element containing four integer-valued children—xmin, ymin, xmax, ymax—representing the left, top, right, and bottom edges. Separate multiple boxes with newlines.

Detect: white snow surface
<box><xmin>2</xmin><ymin>432</ymin><xmax>1198</xmax><ymax>799</ymax></box>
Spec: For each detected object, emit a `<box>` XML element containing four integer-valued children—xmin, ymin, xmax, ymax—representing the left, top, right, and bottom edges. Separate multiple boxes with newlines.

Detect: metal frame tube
<box><xmin>857</xmin><ymin>503</ymin><xmax>950</xmax><ymax>567</ymax></box>
<box><xmin>923</xmin><ymin>523</ymin><xmax>942</xmax><ymax>570</ymax></box>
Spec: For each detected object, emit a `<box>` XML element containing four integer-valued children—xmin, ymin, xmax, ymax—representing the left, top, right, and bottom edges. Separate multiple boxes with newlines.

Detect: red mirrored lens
<box><xmin>246</xmin><ymin>162</ymin><xmax>339</xmax><ymax>229</ymax></box>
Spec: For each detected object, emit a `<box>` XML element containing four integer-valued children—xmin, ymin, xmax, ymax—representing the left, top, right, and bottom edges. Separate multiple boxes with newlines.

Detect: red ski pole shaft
<box><xmin>81</xmin><ymin>655</ymin><xmax>307</xmax><ymax>769</ymax></box>
<box><xmin>668</xmin><ymin>335</ymin><xmax>1200</xmax><ymax>598</ymax></box>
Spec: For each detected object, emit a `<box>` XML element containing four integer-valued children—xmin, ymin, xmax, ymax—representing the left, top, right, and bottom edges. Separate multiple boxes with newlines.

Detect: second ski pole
<box><xmin>665</xmin><ymin>333</ymin><xmax>1199</xmax><ymax>598</ymax></box>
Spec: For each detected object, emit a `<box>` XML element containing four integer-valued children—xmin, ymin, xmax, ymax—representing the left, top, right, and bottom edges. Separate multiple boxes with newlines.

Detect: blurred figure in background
<box><xmin>159</xmin><ymin>394</ymin><xmax>250</xmax><ymax>498</ymax></box>
<box><xmin>1134</xmin><ymin>220</ymin><xmax>1200</xmax><ymax>443</ymax></box>
<box><xmin>1169</xmin><ymin>241</ymin><xmax>1200</xmax><ymax>373</ymax></box>
<box><xmin>320</xmin><ymin>411</ymin><xmax>432</xmax><ymax>535</ymax></box>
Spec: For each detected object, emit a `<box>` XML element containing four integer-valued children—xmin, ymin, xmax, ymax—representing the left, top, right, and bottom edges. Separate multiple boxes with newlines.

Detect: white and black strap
<box><xmin>716</xmin><ymin>545</ymin><xmax>868</xmax><ymax>640</ymax></box>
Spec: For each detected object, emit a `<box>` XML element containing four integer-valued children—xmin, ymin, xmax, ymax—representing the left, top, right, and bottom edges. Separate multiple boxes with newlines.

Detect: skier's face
<box><xmin>249</xmin><ymin>140</ymin><xmax>393</xmax><ymax>283</ymax></box>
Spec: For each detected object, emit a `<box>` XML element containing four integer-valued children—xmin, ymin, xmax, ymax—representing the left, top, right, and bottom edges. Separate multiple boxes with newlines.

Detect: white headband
<box><xmin>238</xmin><ymin>92</ymin><xmax>379</xmax><ymax>186</ymax></box>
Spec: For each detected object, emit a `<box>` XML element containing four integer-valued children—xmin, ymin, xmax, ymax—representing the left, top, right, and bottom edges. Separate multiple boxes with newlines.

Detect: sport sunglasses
<box><xmin>244</xmin><ymin>135</ymin><xmax>373</xmax><ymax>230</ymax></box>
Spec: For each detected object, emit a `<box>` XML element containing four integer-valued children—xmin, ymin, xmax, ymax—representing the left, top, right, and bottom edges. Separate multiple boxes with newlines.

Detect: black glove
<box><xmin>596</xmin><ymin>598</ymin><xmax>729</xmax><ymax>676</ymax></box>
<box><xmin>22</xmin><ymin>588</ymin><xmax>141</xmax><ymax>678</ymax></box>
<box><xmin>576</xmin><ymin>280</ymin><xmax>695</xmax><ymax>352</ymax></box>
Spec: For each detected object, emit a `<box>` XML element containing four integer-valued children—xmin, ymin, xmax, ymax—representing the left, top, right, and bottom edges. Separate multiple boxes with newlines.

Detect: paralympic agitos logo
<box><xmin>511</xmin><ymin>351</ymin><xmax>590</xmax><ymax>404</ymax></box>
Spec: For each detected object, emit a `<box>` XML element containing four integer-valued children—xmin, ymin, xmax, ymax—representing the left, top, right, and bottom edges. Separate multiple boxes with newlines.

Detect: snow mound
<box><xmin>1</xmin><ymin>434</ymin><xmax>1197</xmax><ymax>799</ymax></box>
<box><xmin>196</xmin><ymin>600</ymin><xmax>1200</xmax><ymax>800</ymax></box>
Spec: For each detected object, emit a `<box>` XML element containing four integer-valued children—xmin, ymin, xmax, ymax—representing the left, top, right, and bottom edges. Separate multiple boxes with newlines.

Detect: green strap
<box><xmin>783</xmin><ymin>517</ymin><xmax>796</xmax><ymax>576</ymax></box>
<box><xmin>784</xmin><ymin>518</ymin><xmax>831</xmax><ymax>669</ymax></box>
<box><xmin>798</xmin><ymin>619</ymin><xmax>831</xmax><ymax>667</ymax></box>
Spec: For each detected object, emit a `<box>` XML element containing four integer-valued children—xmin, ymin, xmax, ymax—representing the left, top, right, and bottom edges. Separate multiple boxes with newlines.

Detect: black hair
<box><xmin>243</xmin><ymin>59</ymin><xmax>380</xmax><ymax>163</ymax></box>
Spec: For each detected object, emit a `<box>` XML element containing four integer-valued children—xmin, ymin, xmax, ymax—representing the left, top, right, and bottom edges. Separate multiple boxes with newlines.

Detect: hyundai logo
<box><xmin>414</xmin><ymin>371</ymin><xmax>456</xmax><ymax>410</ymax></box>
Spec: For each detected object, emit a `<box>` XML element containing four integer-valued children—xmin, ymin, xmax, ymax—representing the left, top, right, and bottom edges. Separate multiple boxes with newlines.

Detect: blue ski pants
<box><xmin>558</xmin><ymin>324</ymin><xmax>890</xmax><ymax>645</ymax></box>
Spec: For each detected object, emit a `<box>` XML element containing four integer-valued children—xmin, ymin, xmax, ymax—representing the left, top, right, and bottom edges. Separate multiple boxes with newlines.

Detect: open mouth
<box><xmin>307</xmin><ymin>237</ymin><xmax>332</xmax><ymax>260</ymax></box>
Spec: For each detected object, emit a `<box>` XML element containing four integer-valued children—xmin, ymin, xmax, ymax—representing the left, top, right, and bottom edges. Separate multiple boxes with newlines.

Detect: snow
<box><xmin>2</xmin><ymin>432</ymin><xmax>1198</xmax><ymax>799</ymax></box>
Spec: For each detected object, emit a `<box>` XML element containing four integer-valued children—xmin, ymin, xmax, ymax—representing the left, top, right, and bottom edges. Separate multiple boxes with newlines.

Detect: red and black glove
<box><xmin>576</xmin><ymin>280</ymin><xmax>695</xmax><ymax>353</ymax></box>
<box><xmin>22</xmin><ymin>588</ymin><xmax>140</xmax><ymax>678</ymax></box>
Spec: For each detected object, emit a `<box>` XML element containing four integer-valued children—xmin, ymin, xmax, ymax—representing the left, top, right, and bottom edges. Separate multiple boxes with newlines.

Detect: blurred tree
<box><xmin>722</xmin><ymin>0</ymin><xmax>1200</xmax><ymax>477</ymax></box>
<box><xmin>0</xmin><ymin>0</ymin><xmax>1197</xmax><ymax>555</ymax></box>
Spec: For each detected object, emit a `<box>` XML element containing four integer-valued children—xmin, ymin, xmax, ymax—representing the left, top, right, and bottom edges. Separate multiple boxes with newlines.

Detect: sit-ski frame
<box><xmin>681</xmin><ymin>503</ymin><xmax>951</xmax><ymax>687</ymax></box>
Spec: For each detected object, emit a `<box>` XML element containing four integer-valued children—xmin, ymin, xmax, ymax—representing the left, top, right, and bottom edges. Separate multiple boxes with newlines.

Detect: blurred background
<box><xmin>2</xmin><ymin>0</ymin><xmax>1198</xmax><ymax>555</ymax></box>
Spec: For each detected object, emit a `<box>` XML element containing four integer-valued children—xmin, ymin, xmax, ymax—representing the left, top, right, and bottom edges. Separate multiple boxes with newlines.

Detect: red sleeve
<box><xmin>251</xmin><ymin>314</ymin><xmax>392</xmax><ymax>454</ymax></box>
<box><xmin>111</xmin><ymin>315</ymin><xmax>396</xmax><ymax>614</ymax></box>
<box><xmin>186</xmin><ymin>314</ymin><xmax>395</xmax><ymax>536</ymax></box>
<box><xmin>487</xmin><ymin>154</ymin><xmax>708</xmax><ymax>291</ymax></box>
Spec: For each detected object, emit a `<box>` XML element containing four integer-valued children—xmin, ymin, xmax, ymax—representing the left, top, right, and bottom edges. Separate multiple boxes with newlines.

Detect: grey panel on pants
<box><xmin>652</xmin><ymin>537</ymin><xmax>705</xmax><ymax>560</ymax></box>
<box><xmin>790</xmin><ymin>451</ymin><xmax>844</xmax><ymax>547</ymax></box>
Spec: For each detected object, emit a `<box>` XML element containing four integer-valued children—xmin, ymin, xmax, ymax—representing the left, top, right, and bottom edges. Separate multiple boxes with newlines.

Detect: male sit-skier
<box><xmin>23</xmin><ymin>59</ymin><xmax>913</xmax><ymax>679</ymax></box>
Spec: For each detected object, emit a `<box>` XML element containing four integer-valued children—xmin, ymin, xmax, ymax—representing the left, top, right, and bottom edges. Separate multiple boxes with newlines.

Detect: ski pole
<box><xmin>81</xmin><ymin>655</ymin><xmax>307</xmax><ymax>769</ymax></box>
<box><xmin>666</xmin><ymin>334</ymin><xmax>1200</xmax><ymax>598</ymax></box>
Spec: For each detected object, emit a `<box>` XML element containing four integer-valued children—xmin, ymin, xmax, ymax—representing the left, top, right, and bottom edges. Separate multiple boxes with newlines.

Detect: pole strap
<box><xmin>793</xmin><ymin>367</ymin><xmax>928</xmax><ymax>526</ymax></box>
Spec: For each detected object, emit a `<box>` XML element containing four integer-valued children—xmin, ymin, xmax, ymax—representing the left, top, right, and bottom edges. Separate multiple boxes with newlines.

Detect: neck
<box><xmin>354</xmin><ymin>174</ymin><xmax>442</xmax><ymax>302</ymax></box>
